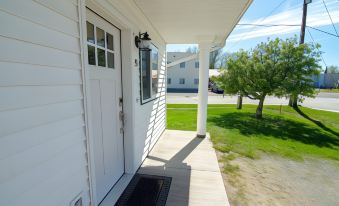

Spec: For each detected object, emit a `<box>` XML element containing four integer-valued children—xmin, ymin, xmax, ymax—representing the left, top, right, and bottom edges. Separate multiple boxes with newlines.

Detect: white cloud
<box><xmin>227</xmin><ymin>0</ymin><xmax>339</xmax><ymax>42</ymax></box>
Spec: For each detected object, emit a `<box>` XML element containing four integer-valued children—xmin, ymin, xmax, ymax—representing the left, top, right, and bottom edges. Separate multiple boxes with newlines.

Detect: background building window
<box><xmin>168</xmin><ymin>78</ymin><xmax>171</xmax><ymax>84</ymax></box>
<box><xmin>195</xmin><ymin>61</ymin><xmax>199</xmax><ymax>68</ymax></box>
<box><xmin>194</xmin><ymin>78</ymin><xmax>199</xmax><ymax>85</ymax></box>
<box><xmin>179</xmin><ymin>78</ymin><xmax>185</xmax><ymax>84</ymax></box>
<box><xmin>180</xmin><ymin>62</ymin><xmax>186</xmax><ymax>68</ymax></box>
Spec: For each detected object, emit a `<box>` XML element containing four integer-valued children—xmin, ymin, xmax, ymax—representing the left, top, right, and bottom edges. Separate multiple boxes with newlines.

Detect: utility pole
<box><xmin>289</xmin><ymin>0</ymin><xmax>311</xmax><ymax>107</ymax></box>
<box><xmin>299</xmin><ymin>0</ymin><xmax>309</xmax><ymax>44</ymax></box>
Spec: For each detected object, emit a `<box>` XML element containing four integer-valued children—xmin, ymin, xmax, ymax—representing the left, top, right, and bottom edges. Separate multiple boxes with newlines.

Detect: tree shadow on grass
<box><xmin>294</xmin><ymin>107</ymin><xmax>339</xmax><ymax>137</ymax></box>
<box><xmin>209</xmin><ymin>112</ymin><xmax>339</xmax><ymax>149</ymax></box>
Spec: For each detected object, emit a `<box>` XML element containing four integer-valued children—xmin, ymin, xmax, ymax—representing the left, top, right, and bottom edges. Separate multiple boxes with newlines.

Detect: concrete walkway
<box><xmin>138</xmin><ymin>130</ymin><xmax>229</xmax><ymax>206</ymax></box>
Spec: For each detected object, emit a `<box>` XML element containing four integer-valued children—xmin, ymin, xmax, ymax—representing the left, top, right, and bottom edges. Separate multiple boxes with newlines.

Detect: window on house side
<box><xmin>168</xmin><ymin>78</ymin><xmax>171</xmax><ymax>84</ymax></box>
<box><xmin>194</xmin><ymin>79</ymin><xmax>199</xmax><ymax>85</ymax></box>
<box><xmin>140</xmin><ymin>44</ymin><xmax>159</xmax><ymax>104</ymax></box>
<box><xmin>195</xmin><ymin>62</ymin><xmax>199</xmax><ymax>68</ymax></box>
<box><xmin>179</xmin><ymin>78</ymin><xmax>185</xmax><ymax>84</ymax></box>
<box><xmin>180</xmin><ymin>62</ymin><xmax>185</xmax><ymax>68</ymax></box>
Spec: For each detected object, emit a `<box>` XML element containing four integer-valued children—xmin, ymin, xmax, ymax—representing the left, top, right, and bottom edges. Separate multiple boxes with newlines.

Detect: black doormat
<box><xmin>115</xmin><ymin>174</ymin><xmax>172</xmax><ymax>206</ymax></box>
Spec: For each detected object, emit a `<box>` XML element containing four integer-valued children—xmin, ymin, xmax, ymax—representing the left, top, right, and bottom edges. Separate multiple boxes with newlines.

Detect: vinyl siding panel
<box><xmin>0</xmin><ymin>115</ymin><xmax>84</xmax><ymax>159</ymax></box>
<box><xmin>134</xmin><ymin>49</ymin><xmax>166</xmax><ymax>167</ymax></box>
<box><xmin>0</xmin><ymin>62</ymin><xmax>82</xmax><ymax>86</ymax></box>
<box><xmin>0</xmin><ymin>36</ymin><xmax>81</xmax><ymax>69</ymax></box>
<box><xmin>0</xmin><ymin>85</ymin><xmax>83</xmax><ymax>111</ymax></box>
<box><xmin>0</xmin><ymin>0</ymin><xmax>79</xmax><ymax>37</ymax></box>
<box><xmin>34</xmin><ymin>0</ymin><xmax>79</xmax><ymax>22</ymax></box>
<box><xmin>0</xmin><ymin>10</ymin><xmax>80</xmax><ymax>53</ymax></box>
<box><xmin>0</xmin><ymin>0</ymin><xmax>89</xmax><ymax>206</ymax></box>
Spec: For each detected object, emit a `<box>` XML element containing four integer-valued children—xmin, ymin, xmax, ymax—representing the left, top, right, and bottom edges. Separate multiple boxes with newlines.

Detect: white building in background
<box><xmin>167</xmin><ymin>52</ymin><xmax>200</xmax><ymax>92</ymax></box>
<box><xmin>167</xmin><ymin>52</ymin><xmax>221</xmax><ymax>92</ymax></box>
<box><xmin>312</xmin><ymin>73</ymin><xmax>339</xmax><ymax>88</ymax></box>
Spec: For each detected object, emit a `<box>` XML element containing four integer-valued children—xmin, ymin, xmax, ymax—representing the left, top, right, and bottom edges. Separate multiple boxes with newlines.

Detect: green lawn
<box><xmin>320</xmin><ymin>89</ymin><xmax>339</xmax><ymax>93</ymax></box>
<box><xmin>167</xmin><ymin>104</ymin><xmax>339</xmax><ymax>161</ymax></box>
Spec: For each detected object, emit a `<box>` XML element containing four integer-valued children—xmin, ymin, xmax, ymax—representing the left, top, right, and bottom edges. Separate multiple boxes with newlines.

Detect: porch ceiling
<box><xmin>133</xmin><ymin>0</ymin><xmax>252</xmax><ymax>45</ymax></box>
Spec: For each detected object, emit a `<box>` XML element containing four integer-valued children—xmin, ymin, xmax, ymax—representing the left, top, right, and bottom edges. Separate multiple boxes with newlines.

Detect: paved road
<box><xmin>166</xmin><ymin>92</ymin><xmax>339</xmax><ymax>112</ymax></box>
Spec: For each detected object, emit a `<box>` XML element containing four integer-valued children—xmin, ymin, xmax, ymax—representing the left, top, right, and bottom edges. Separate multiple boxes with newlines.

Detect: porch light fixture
<box><xmin>135</xmin><ymin>32</ymin><xmax>151</xmax><ymax>49</ymax></box>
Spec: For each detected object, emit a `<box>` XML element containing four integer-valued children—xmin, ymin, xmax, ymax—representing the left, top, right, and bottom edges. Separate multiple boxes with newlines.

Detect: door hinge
<box><xmin>119</xmin><ymin>97</ymin><xmax>123</xmax><ymax>106</ymax></box>
<box><xmin>119</xmin><ymin>111</ymin><xmax>125</xmax><ymax>124</ymax></box>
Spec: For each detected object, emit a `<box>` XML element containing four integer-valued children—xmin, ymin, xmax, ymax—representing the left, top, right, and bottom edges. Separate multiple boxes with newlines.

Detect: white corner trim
<box><xmin>78</xmin><ymin>0</ymin><xmax>97</xmax><ymax>205</ymax></box>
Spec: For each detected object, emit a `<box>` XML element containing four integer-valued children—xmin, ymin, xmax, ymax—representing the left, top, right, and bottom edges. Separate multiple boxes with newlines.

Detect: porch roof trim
<box><xmin>133</xmin><ymin>0</ymin><xmax>253</xmax><ymax>46</ymax></box>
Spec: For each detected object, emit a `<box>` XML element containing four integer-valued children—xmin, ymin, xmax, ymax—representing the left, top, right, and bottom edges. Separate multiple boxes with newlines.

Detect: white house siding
<box><xmin>167</xmin><ymin>52</ymin><xmax>199</xmax><ymax>92</ymax></box>
<box><xmin>0</xmin><ymin>0</ymin><xmax>90</xmax><ymax>206</ymax></box>
<box><xmin>134</xmin><ymin>50</ymin><xmax>167</xmax><ymax>165</ymax></box>
<box><xmin>0</xmin><ymin>0</ymin><xmax>167</xmax><ymax>205</ymax></box>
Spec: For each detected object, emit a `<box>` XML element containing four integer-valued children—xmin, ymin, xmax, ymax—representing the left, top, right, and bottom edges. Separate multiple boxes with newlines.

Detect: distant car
<box><xmin>211</xmin><ymin>83</ymin><xmax>224</xmax><ymax>94</ymax></box>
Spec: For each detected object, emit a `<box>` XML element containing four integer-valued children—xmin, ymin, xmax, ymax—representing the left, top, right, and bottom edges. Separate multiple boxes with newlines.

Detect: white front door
<box><xmin>86</xmin><ymin>9</ymin><xmax>124</xmax><ymax>204</ymax></box>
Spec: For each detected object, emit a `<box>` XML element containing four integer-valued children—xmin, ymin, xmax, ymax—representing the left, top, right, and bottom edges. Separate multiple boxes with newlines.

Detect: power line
<box><xmin>322</xmin><ymin>0</ymin><xmax>339</xmax><ymax>37</ymax></box>
<box><xmin>307</xmin><ymin>26</ymin><xmax>339</xmax><ymax>38</ymax></box>
<box><xmin>237</xmin><ymin>23</ymin><xmax>299</xmax><ymax>27</ymax></box>
<box><xmin>228</xmin><ymin>0</ymin><xmax>287</xmax><ymax>49</ymax></box>
<box><xmin>307</xmin><ymin>28</ymin><xmax>327</xmax><ymax>67</ymax></box>
<box><xmin>236</xmin><ymin>23</ymin><xmax>339</xmax><ymax>39</ymax></box>
<box><xmin>237</xmin><ymin>23</ymin><xmax>300</xmax><ymax>27</ymax></box>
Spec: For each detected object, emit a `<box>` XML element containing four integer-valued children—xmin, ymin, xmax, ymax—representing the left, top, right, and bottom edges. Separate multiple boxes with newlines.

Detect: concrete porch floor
<box><xmin>138</xmin><ymin>130</ymin><xmax>230</xmax><ymax>206</ymax></box>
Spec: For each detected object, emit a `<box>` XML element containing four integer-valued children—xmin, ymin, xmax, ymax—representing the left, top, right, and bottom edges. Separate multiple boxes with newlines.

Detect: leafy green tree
<box><xmin>282</xmin><ymin>39</ymin><xmax>321</xmax><ymax>107</ymax></box>
<box><xmin>217</xmin><ymin>38</ymin><xmax>321</xmax><ymax>119</ymax></box>
<box><xmin>209</xmin><ymin>49</ymin><xmax>222</xmax><ymax>69</ymax></box>
<box><xmin>326</xmin><ymin>65</ymin><xmax>339</xmax><ymax>74</ymax></box>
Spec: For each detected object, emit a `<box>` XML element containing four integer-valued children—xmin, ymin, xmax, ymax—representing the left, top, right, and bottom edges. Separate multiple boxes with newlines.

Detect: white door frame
<box><xmin>78</xmin><ymin>1</ymin><xmax>135</xmax><ymax>205</ymax></box>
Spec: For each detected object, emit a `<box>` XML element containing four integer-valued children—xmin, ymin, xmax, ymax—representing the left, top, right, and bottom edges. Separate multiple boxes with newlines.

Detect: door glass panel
<box><xmin>88</xmin><ymin>45</ymin><xmax>96</xmax><ymax>65</ymax></box>
<box><xmin>106</xmin><ymin>33</ymin><xmax>114</xmax><ymax>51</ymax></box>
<box><xmin>107</xmin><ymin>52</ymin><xmax>114</xmax><ymax>69</ymax></box>
<box><xmin>86</xmin><ymin>21</ymin><xmax>95</xmax><ymax>44</ymax></box>
<box><xmin>97</xmin><ymin>48</ymin><xmax>106</xmax><ymax>67</ymax></box>
<box><xmin>96</xmin><ymin>27</ymin><xmax>105</xmax><ymax>47</ymax></box>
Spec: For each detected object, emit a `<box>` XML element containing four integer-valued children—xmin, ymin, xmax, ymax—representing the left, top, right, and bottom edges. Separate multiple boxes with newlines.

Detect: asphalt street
<box><xmin>166</xmin><ymin>92</ymin><xmax>339</xmax><ymax>112</ymax></box>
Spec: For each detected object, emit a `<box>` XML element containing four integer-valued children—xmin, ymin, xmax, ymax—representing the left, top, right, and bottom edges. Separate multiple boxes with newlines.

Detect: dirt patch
<box><xmin>219</xmin><ymin>153</ymin><xmax>339</xmax><ymax>206</ymax></box>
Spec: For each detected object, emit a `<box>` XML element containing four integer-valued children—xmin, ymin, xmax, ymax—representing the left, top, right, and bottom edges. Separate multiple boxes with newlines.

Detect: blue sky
<box><xmin>167</xmin><ymin>0</ymin><xmax>339</xmax><ymax>69</ymax></box>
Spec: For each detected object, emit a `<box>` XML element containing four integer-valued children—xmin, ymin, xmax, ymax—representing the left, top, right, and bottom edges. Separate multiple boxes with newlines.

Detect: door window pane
<box><xmin>86</xmin><ymin>21</ymin><xmax>95</xmax><ymax>44</ymax></box>
<box><xmin>107</xmin><ymin>52</ymin><xmax>114</xmax><ymax>69</ymax></box>
<box><xmin>106</xmin><ymin>33</ymin><xmax>114</xmax><ymax>50</ymax></box>
<box><xmin>87</xmin><ymin>45</ymin><xmax>96</xmax><ymax>65</ymax></box>
<box><xmin>96</xmin><ymin>27</ymin><xmax>105</xmax><ymax>47</ymax></box>
<box><xmin>97</xmin><ymin>48</ymin><xmax>106</xmax><ymax>67</ymax></box>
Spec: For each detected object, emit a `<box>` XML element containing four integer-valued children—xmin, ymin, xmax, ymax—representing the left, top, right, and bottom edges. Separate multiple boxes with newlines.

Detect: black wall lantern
<box><xmin>135</xmin><ymin>32</ymin><xmax>152</xmax><ymax>49</ymax></box>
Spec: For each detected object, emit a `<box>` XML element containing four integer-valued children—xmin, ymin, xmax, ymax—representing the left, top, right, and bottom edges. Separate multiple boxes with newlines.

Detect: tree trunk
<box><xmin>292</xmin><ymin>95</ymin><xmax>298</xmax><ymax>108</ymax></box>
<box><xmin>256</xmin><ymin>96</ymin><xmax>265</xmax><ymax>119</ymax></box>
<box><xmin>289</xmin><ymin>94</ymin><xmax>298</xmax><ymax>108</ymax></box>
<box><xmin>288</xmin><ymin>96</ymin><xmax>293</xmax><ymax>107</ymax></box>
<box><xmin>237</xmin><ymin>95</ymin><xmax>243</xmax><ymax>109</ymax></box>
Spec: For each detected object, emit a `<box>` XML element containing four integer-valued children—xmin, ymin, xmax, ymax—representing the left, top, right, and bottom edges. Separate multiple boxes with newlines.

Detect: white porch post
<box><xmin>197</xmin><ymin>42</ymin><xmax>211</xmax><ymax>138</ymax></box>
